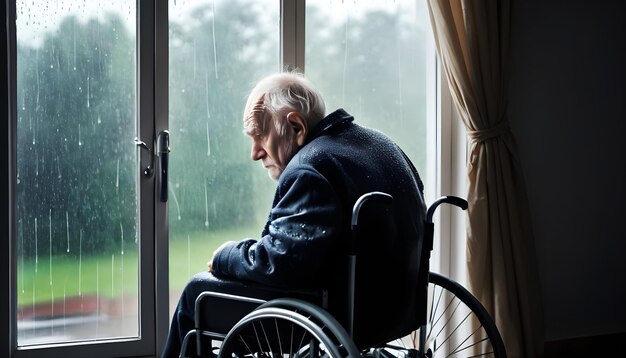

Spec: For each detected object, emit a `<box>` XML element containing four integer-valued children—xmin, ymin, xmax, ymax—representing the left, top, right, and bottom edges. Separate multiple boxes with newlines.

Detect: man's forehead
<box><xmin>243</xmin><ymin>94</ymin><xmax>266</xmax><ymax>134</ymax></box>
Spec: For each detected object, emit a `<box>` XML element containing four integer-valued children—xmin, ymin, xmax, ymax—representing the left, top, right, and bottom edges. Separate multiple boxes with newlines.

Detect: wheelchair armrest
<box><xmin>179</xmin><ymin>329</ymin><xmax>197</xmax><ymax>358</ymax></box>
<box><xmin>194</xmin><ymin>277</ymin><xmax>326</xmax><ymax>336</ymax></box>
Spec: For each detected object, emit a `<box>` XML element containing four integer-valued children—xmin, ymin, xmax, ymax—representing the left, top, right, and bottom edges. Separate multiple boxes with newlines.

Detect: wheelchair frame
<box><xmin>179</xmin><ymin>193</ymin><xmax>507</xmax><ymax>358</ymax></box>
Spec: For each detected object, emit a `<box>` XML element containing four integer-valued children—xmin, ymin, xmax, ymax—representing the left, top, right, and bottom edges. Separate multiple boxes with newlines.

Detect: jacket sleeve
<box><xmin>211</xmin><ymin>165</ymin><xmax>345</xmax><ymax>288</ymax></box>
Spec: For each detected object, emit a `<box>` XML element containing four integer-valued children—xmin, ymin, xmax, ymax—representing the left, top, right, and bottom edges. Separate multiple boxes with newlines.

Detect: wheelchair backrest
<box><xmin>336</xmin><ymin>191</ymin><xmax>427</xmax><ymax>349</ymax></box>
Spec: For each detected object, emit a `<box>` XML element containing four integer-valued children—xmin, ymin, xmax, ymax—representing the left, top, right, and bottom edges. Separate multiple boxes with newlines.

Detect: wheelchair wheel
<box><xmin>218</xmin><ymin>298</ymin><xmax>359</xmax><ymax>358</ymax></box>
<box><xmin>371</xmin><ymin>272</ymin><xmax>506</xmax><ymax>358</ymax></box>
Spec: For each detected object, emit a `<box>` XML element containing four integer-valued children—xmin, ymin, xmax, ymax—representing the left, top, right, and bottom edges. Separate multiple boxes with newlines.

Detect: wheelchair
<box><xmin>179</xmin><ymin>193</ymin><xmax>507</xmax><ymax>358</ymax></box>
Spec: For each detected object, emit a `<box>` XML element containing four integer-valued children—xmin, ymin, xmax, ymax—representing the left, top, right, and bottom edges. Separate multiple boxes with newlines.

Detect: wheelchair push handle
<box><xmin>350</xmin><ymin>191</ymin><xmax>393</xmax><ymax>255</ymax></box>
<box><xmin>351</xmin><ymin>191</ymin><xmax>394</xmax><ymax>228</ymax></box>
<box><xmin>426</xmin><ymin>196</ymin><xmax>468</xmax><ymax>223</ymax></box>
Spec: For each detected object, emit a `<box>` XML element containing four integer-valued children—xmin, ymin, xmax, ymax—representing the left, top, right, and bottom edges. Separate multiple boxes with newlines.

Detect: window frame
<box><xmin>3</xmin><ymin>1</ymin><xmax>165</xmax><ymax>357</ymax></box>
<box><xmin>2</xmin><ymin>1</ymin><xmax>466</xmax><ymax>357</ymax></box>
<box><xmin>433</xmin><ymin>69</ymin><xmax>469</xmax><ymax>281</ymax></box>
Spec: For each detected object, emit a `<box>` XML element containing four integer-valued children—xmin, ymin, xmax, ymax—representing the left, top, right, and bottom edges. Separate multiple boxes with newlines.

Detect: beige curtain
<box><xmin>426</xmin><ymin>1</ymin><xmax>543</xmax><ymax>357</ymax></box>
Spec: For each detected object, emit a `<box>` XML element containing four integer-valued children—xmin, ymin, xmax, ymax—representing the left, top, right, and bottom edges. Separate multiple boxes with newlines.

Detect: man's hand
<box><xmin>207</xmin><ymin>240</ymin><xmax>236</xmax><ymax>272</ymax></box>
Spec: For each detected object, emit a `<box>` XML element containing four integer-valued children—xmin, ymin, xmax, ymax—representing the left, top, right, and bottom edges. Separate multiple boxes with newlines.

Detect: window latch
<box><xmin>134</xmin><ymin>137</ymin><xmax>154</xmax><ymax>177</ymax></box>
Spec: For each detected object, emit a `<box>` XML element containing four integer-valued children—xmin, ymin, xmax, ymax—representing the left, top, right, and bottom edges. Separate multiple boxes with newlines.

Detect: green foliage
<box><xmin>17</xmin><ymin>14</ymin><xmax>136</xmax><ymax>258</ymax></box>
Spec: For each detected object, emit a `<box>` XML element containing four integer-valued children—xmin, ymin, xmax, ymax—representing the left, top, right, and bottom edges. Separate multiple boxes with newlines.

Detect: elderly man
<box><xmin>163</xmin><ymin>72</ymin><xmax>427</xmax><ymax>357</ymax></box>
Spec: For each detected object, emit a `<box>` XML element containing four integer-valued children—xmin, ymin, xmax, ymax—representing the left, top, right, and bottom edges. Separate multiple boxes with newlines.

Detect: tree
<box><xmin>17</xmin><ymin>14</ymin><xmax>136</xmax><ymax>257</ymax></box>
<box><xmin>168</xmin><ymin>0</ymin><xmax>279</xmax><ymax>238</ymax></box>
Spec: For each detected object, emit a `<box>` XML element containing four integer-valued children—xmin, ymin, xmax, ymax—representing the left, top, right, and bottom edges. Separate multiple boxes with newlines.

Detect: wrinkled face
<box><xmin>244</xmin><ymin>96</ymin><xmax>299</xmax><ymax>181</ymax></box>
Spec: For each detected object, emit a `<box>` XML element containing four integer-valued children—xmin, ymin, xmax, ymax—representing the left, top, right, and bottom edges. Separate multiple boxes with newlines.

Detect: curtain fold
<box><xmin>426</xmin><ymin>1</ymin><xmax>544</xmax><ymax>357</ymax></box>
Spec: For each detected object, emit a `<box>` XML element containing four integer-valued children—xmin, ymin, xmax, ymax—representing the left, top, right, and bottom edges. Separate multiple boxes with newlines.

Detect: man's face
<box><xmin>245</xmin><ymin>112</ymin><xmax>299</xmax><ymax>181</ymax></box>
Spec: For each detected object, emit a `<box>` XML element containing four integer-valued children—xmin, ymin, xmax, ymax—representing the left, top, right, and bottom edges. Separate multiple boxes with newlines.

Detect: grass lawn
<box><xmin>17</xmin><ymin>249</ymin><xmax>139</xmax><ymax>306</ymax></box>
<box><xmin>168</xmin><ymin>225</ymin><xmax>260</xmax><ymax>291</ymax></box>
<box><xmin>17</xmin><ymin>225</ymin><xmax>260</xmax><ymax>307</ymax></box>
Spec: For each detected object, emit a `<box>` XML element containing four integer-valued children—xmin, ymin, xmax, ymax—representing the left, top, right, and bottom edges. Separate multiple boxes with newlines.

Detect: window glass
<box><xmin>305</xmin><ymin>0</ymin><xmax>432</xmax><ymax>189</ymax></box>
<box><xmin>168</xmin><ymin>0</ymin><xmax>279</xmax><ymax>316</ymax></box>
<box><xmin>15</xmin><ymin>0</ymin><xmax>138</xmax><ymax>346</ymax></box>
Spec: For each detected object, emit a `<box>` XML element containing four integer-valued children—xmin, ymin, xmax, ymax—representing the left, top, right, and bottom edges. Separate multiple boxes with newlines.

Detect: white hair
<box><xmin>244</xmin><ymin>72</ymin><xmax>326</xmax><ymax>136</ymax></box>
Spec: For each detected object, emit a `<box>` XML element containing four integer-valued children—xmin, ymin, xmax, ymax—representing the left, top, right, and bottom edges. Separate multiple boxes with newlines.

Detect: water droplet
<box><xmin>79</xmin><ymin>229</ymin><xmax>82</xmax><ymax>296</ymax></box>
<box><xmin>204</xmin><ymin>183</ymin><xmax>209</xmax><ymax>228</ymax></box>
<box><xmin>34</xmin><ymin>218</ymin><xmax>38</xmax><ymax>273</ymax></box>
<box><xmin>120</xmin><ymin>222</ymin><xmax>124</xmax><ymax>255</ymax></box>
<box><xmin>49</xmin><ymin>208</ymin><xmax>52</xmax><ymax>285</ymax></box>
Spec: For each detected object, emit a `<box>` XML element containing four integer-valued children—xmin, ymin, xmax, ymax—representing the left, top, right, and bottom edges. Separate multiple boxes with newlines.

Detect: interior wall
<box><xmin>507</xmin><ymin>0</ymin><xmax>626</xmax><ymax>341</ymax></box>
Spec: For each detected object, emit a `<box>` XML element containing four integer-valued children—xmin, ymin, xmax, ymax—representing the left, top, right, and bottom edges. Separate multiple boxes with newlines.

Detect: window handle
<box><xmin>135</xmin><ymin>137</ymin><xmax>154</xmax><ymax>177</ymax></box>
<box><xmin>157</xmin><ymin>130</ymin><xmax>170</xmax><ymax>202</ymax></box>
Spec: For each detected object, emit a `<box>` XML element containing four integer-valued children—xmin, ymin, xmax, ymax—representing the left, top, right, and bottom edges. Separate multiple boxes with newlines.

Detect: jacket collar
<box><xmin>305</xmin><ymin>108</ymin><xmax>354</xmax><ymax>144</ymax></box>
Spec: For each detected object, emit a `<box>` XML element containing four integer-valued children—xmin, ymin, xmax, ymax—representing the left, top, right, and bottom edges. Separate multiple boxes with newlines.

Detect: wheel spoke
<box><xmin>252</xmin><ymin>321</ymin><xmax>264</xmax><ymax>353</ymax></box>
<box><xmin>297</xmin><ymin>329</ymin><xmax>308</xmax><ymax>355</ymax></box>
<box><xmin>273</xmin><ymin>318</ymin><xmax>284</xmax><ymax>357</ymax></box>
<box><xmin>238</xmin><ymin>334</ymin><xmax>255</xmax><ymax>357</ymax></box>
<box><xmin>258</xmin><ymin>320</ymin><xmax>274</xmax><ymax>356</ymax></box>
<box><xmin>430</xmin><ymin>285</ymin><xmax>445</xmax><ymax>329</ymax></box>
<box><xmin>438</xmin><ymin>308</ymin><xmax>472</xmax><ymax>347</ymax></box>
<box><xmin>290</xmin><ymin>323</ymin><xmax>295</xmax><ymax>356</ymax></box>
<box><xmin>445</xmin><ymin>325</ymin><xmax>484</xmax><ymax>357</ymax></box>
<box><xmin>419</xmin><ymin>274</ymin><xmax>506</xmax><ymax>358</ymax></box>
<box><xmin>434</xmin><ymin>299</ymin><xmax>462</xmax><ymax>341</ymax></box>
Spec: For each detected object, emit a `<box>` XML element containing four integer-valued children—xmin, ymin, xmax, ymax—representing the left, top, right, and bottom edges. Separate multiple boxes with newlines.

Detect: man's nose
<box><xmin>251</xmin><ymin>143</ymin><xmax>265</xmax><ymax>161</ymax></box>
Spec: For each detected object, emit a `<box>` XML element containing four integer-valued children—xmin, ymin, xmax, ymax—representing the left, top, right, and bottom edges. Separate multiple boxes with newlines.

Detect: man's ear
<box><xmin>286</xmin><ymin>112</ymin><xmax>308</xmax><ymax>146</ymax></box>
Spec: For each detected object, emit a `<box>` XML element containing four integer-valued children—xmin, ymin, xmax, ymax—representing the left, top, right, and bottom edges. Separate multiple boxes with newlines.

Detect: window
<box><xmin>4</xmin><ymin>1</ymin><xmax>463</xmax><ymax>357</ymax></box>
<box><xmin>305</xmin><ymin>0</ymin><xmax>433</xmax><ymax>194</ymax></box>
<box><xmin>15</xmin><ymin>0</ymin><xmax>139</xmax><ymax>345</ymax></box>
<box><xmin>167</xmin><ymin>0</ymin><xmax>280</xmax><ymax>318</ymax></box>
<box><xmin>4</xmin><ymin>1</ymin><xmax>160</xmax><ymax>357</ymax></box>
<box><xmin>167</xmin><ymin>0</ymin><xmax>444</xmax><ymax>318</ymax></box>
<box><xmin>305</xmin><ymin>0</ymin><xmax>468</xmax><ymax>280</ymax></box>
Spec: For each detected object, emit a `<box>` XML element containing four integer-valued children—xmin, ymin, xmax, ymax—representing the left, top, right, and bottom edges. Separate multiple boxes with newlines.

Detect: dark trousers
<box><xmin>162</xmin><ymin>271</ymin><xmax>221</xmax><ymax>358</ymax></box>
<box><xmin>162</xmin><ymin>272</ymin><xmax>326</xmax><ymax>358</ymax></box>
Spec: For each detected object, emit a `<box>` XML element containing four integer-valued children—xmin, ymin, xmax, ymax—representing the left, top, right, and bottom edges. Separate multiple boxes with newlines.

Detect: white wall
<box><xmin>508</xmin><ymin>0</ymin><xmax>626</xmax><ymax>341</ymax></box>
